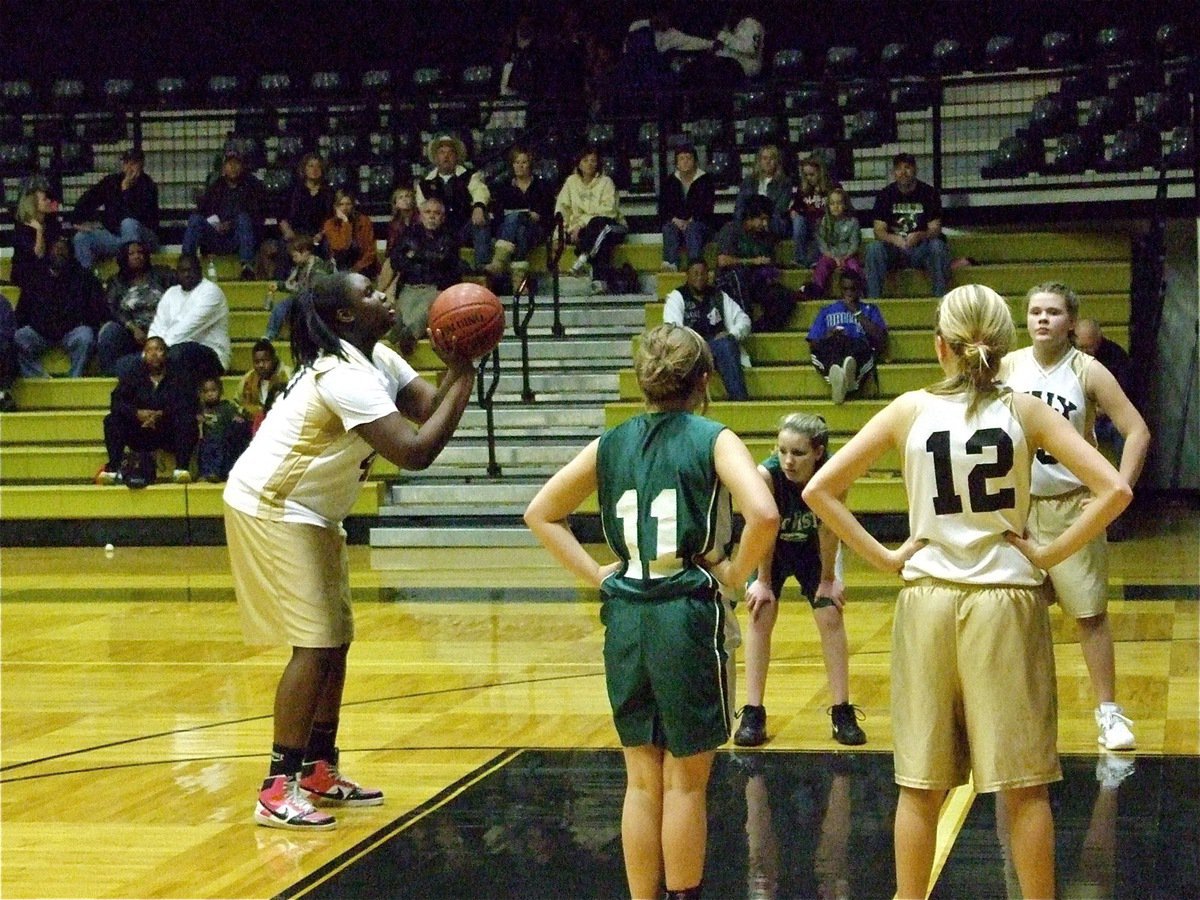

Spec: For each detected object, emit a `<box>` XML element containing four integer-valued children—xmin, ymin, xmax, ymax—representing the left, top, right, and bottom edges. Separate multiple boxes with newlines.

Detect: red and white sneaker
<box><xmin>254</xmin><ymin>775</ymin><xmax>337</xmax><ymax>831</ymax></box>
<box><xmin>300</xmin><ymin>752</ymin><xmax>384</xmax><ymax>807</ymax></box>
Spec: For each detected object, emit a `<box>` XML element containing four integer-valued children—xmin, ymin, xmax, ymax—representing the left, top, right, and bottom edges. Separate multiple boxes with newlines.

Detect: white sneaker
<box><xmin>1096</xmin><ymin>704</ymin><xmax>1136</xmax><ymax>750</ymax></box>
<box><xmin>828</xmin><ymin>364</ymin><xmax>847</xmax><ymax>404</ymax></box>
<box><xmin>842</xmin><ymin>356</ymin><xmax>858</xmax><ymax>394</ymax></box>
<box><xmin>661</xmin><ymin>261</ymin><xmax>678</xmax><ymax>272</ymax></box>
<box><xmin>255</xmin><ymin>775</ymin><xmax>337</xmax><ymax>831</ymax></box>
<box><xmin>569</xmin><ymin>253</ymin><xmax>589</xmax><ymax>275</ymax></box>
<box><xmin>172</xmin><ymin>469</ymin><xmax>192</xmax><ymax>484</ymax></box>
<box><xmin>1095</xmin><ymin>751</ymin><xmax>1136</xmax><ymax>789</ymax></box>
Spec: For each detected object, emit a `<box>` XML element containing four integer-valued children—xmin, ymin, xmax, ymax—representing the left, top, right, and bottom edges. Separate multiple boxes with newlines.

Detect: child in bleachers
<box><xmin>802</xmin><ymin>188</ymin><xmax>864</xmax><ymax>299</ymax></box>
<box><xmin>238</xmin><ymin>339</ymin><xmax>290</xmax><ymax>434</ymax></box>
<box><xmin>263</xmin><ymin>234</ymin><xmax>334</xmax><ymax>340</ymax></box>
<box><xmin>196</xmin><ymin>376</ymin><xmax>250</xmax><ymax>482</ymax></box>
<box><xmin>385</xmin><ymin>185</ymin><xmax>419</xmax><ymax>257</ymax></box>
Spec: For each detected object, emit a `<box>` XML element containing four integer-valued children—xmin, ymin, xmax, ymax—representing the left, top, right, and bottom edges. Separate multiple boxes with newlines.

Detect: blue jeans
<box><xmin>495</xmin><ymin>212</ymin><xmax>544</xmax><ymax>260</ymax></box>
<box><xmin>661</xmin><ymin>220</ymin><xmax>708</xmax><ymax>268</ymax></box>
<box><xmin>0</xmin><ymin>298</ymin><xmax>16</xmax><ymax>389</ymax></box>
<box><xmin>463</xmin><ymin>221</ymin><xmax>494</xmax><ymax>267</ymax></box>
<box><xmin>15</xmin><ymin>324</ymin><xmax>95</xmax><ymax>377</ymax></box>
<box><xmin>790</xmin><ymin>215</ymin><xmax>819</xmax><ymax>267</ymax></box>
<box><xmin>97</xmin><ymin>320</ymin><xmax>143</xmax><ymax>376</ymax></box>
<box><xmin>73</xmin><ymin>219</ymin><xmax>159</xmax><ymax>269</ymax></box>
<box><xmin>265</xmin><ymin>296</ymin><xmax>295</xmax><ymax>340</ymax></box>
<box><xmin>182</xmin><ymin>212</ymin><xmax>257</xmax><ymax>264</ymax></box>
<box><xmin>864</xmin><ymin>237</ymin><xmax>951</xmax><ymax>299</ymax></box>
<box><xmin>709</xmin><ymin>334</ymin><xmax>748</xmax><ymax>400</ymax></box>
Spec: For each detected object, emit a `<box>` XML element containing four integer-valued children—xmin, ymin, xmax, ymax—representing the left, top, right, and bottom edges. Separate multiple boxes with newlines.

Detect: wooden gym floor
<box><xmin>0</xmin><ymin>501</ymin><xmax>1196</xmax><ymax>899</ymax></box>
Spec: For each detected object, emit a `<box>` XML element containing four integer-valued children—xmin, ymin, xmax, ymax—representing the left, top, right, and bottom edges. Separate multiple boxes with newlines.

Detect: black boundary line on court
<box><xmin>0</xmin><ymin>671</ymin><xmax>601</xmax><ymax>774</ymax></box>
<box><xmin>275</xmin><ymin>748</ymin><xmax>524</xmax><ymax>900</ymax></box>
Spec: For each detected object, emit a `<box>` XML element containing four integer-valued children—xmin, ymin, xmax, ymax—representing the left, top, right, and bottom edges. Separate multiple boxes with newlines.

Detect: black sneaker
<box><xmin>0</xmin><ymin>390</ymin><xmax>15</xmax><ymax>412</ymax></box>
<box><xmin>830</xmin><ymin>703</ymin><xmax>867</xmax><ymax>746</ymax></box>
<box><xmin>733</xmin><ymin>704</ymin><xmax>767</xmax><ymax>747</ymax></box>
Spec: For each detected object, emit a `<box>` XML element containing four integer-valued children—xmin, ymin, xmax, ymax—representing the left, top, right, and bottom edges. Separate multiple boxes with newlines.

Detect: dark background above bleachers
<box><xmin>3</xmin><ymin>0</ymin><xmax>1195</xmax><ymax>81</ymax></box>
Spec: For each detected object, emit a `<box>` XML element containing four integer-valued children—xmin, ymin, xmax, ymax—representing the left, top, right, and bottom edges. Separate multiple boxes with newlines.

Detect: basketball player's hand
<box><xmin>815</xmin><ymin>579</ymin><xmax>845</xmax><ymax>609</ymax></box>
<box><xmin>744</xmin><ymin>579</ymin><xmax>776</xmax><ymax>619</ymax></box>
<box><xmin>696</xmin><ymin>555</ymin><xmax>737</xmax><ymax>594</ymax></box>
<box><xmin>426</xmin><ymin>330</ymin><xmax>478</xmax><ymax>370</ymax></box>
<box><xmin>1003</xmin><ymin>531</ymin><xmax>1050</xmax><ymax>570</ymax></box>
<box><xmin>884</xmin><ymin>536</ymin><xmax>926</xmax><ymax>572</ymax></box>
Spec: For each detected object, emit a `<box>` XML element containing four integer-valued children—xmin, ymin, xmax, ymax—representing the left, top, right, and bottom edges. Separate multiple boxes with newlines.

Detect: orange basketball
<box><xmin>427</xmin><ymin>282</ymin><xmax>505</xmax><ymax>359</ymax></box>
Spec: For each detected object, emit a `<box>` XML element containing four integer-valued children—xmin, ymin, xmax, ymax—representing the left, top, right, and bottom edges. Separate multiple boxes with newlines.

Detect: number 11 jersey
<box><xmin>901</xmin><ymin>391</ymin><xmax>1042</xmax><ymax>585</ymax></box>
<box><xmin>597</xmin><ymin>411</ymin><xmax>734</xmax><ymax>602</ymax></box>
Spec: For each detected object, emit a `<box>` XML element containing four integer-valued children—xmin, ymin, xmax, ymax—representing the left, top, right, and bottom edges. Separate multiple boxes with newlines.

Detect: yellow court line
<box><xmin>930</xmin><ymin>777</ymin><xmax>977</xmax><ymax>898</ymax></box>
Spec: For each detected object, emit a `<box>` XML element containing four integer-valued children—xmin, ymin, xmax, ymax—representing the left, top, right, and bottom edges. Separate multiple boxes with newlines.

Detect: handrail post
<box><xmin>549</xmin><ymin>212</ymin><xmax>566</xmax><ymax>338</ymax></box>
<box><xmin>510</xmin><ymin>269</ymin><xmax>538</xmax><ymax>403</ymax></box>
<box><xmin>476</xmin><ymin>346</ymin><xmax>502</xmax><ymax>477</ymax></box>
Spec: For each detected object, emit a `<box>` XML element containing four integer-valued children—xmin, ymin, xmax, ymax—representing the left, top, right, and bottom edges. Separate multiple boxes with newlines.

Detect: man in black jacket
<box><xmin>71</xmin><ymin>148</ymin><xmax>160</xmax><ymax>270</ymax></box>
<box><xmin>415</xmin><ymin>135</ymin><xmax>492</xmax><ymax>269</ymax></box>
<box><xmin>96</xmin><ymin>336</ymin><xmax>198</xmax><ymax>486</ymax></box>
<box><xmin>382</xmin><ymin>198</ymin><xmax>462</xmax><ymax>355</ymax></box>
<box><xmin>13</xmin><ymin>233</ymin><xmax>106</xmax><ymax>377</ymax></box>
<box><xmin>181</xmin><ymin>149</ymin><xmax>267</xmax><ymax>280</ymax></box>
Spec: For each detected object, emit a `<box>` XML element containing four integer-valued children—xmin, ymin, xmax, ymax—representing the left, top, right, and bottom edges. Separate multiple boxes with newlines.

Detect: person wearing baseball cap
<box><xmin>181</xmin><ymin>146</ymin><xmax>268</xmax><ymax>280</ymax></box>
<box><xmin>415</xmin><ymin>134</ymin><xmax>493</xmax><ymax>271</ymax></box>
<box><xmin>71</xmin><ymin>146</ymin><xmax>161</xmax><ymax>271</ymax></box>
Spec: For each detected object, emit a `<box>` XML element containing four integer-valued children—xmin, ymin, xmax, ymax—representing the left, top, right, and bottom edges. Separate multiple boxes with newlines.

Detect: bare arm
<box><xmin>803</xmin><ymin>394</ymin><xmax>925</xmax><ymax>573</ymax></box>
<box><xmin>1088</xmin><ymin>359</ymin><xmax>1150</xmax><ymax>487</ymax></box>
<box><xmin>524</xmin><ymin>440</ymin><xmax>618</xmax><ymax>586</ymax></box>
<box><xmin>1006</xmin><ymin>394</ymin><xmax>1132</xmax><ymax>569</ymax></box>
<box><xmin>744</xmin><ymin>465</ymin><xmax>778</xmax><ymax>618</ymax></box>
<box><xmin>707</xmin><ymin>430</ymin><xmax>780</xmax><ymax>588</ymax></box>
<box><xmin>355</xmin><ymin>367</ymin><xmax>474</xmax><ymax>471</ymax></box>
<box><xmin>395</xmin><ymin>356</ymin><xmax>475</xmax><ymax>424</ymax></box>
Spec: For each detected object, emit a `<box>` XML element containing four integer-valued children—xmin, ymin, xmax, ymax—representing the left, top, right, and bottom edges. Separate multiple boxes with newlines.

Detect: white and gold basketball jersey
<box><xmin>901</xmin><ymin>391</ymin><xmax>1042</xmax><ymax>585</ymax></box>
<box><xmin>224</xmin><ymin>341</ymin><xmax>417</xmax><ymax>527</ymax></box>
<box><xmin>1000</xmin><ymin>346</ymin><xmax>1095</xmax><ymax>496</ymax></box>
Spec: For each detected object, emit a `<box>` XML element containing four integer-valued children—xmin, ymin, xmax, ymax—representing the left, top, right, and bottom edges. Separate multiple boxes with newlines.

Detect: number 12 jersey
<box><xmin>901</xmin><ymin>391</ymin><xmax>1043</xmax><ymax>585</ymax></box>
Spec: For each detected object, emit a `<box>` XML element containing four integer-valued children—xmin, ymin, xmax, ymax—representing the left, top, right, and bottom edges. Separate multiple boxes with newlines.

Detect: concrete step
<box><xmin>369</xmin><ymin>526</ymin><xmax>540</xmax><ymax>548</ymax></box>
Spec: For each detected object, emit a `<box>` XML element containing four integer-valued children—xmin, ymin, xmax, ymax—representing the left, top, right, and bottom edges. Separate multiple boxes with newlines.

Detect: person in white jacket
<box><xmin>145</xmin><ymin>254</ymin><xmax>231</xmax><ymax>393</ymax></box>
<box><xmin>663</xmin><ymin>260</ymin><xmax>752</xmax><ymax>400</ymax></box>
<box><xmin>555</xmin><ymin>146</ymin><xmax>627</xmax><ymax>290</ymax></box>
<box><xmin>714</xmin><ymin>13</ymin><xmax>765</xmax><ymax>79</ymax></box>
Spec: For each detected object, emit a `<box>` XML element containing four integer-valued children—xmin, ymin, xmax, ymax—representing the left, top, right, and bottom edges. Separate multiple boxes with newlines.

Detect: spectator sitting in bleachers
<box><xmin>237</xmin><ymin>338</ymin><xmax>290</xmax><ymax>435</ymax></box>
<box><xmin>618</xmin><ymin>10</ymin><xmax>713</xmax><ymax>93</ymax></box>
<box><xmin>715</xmin><ymin>194</ymin><xmax>795</xmax><ymax>332</ymax></box>
<box><xmin>181</xmin><ymin>149</ymin><xmax>268</xmax><ymax>281</ymax></box>
<box><xmin>321</xmin><ymin>190</ymin><xmax>379</xmax><ymax>278</ymax></box>
<box><xmin>385</xmin><ymin>185</ymin><xmax>420</xmax><ymax>258</ymax></box>
<box><xmin>278</xmin><ymin>153</ymin><xmax>335</xmax><ymax>246</ymax></box>
<box><xmin>141</xmin><ymin>254</ymin><xmax>230</xmax><ymax>395</ymax></box>
<box><xmin>1075</xmin><ymin>318</ymin><xmax>1134</xmax><ymax>458</ymax></box>
<box><xmin>97</xmin><ymin>240</ymin><xmax>176</xmax><ymax>375</ymax></box>
<box><xmin>415</xmin><ymin>135</ymin><xmax>492</xmax><ymax>272</ymax></box>
<box><xmin>663</xmin><ymin>259</ymin><xmax>751</xmax><ymax>400</ymax></box>
<box><xmin>807</xmin><ymin>269</ymin><xmax>888</xmax><ymax>405</ymax></box>
<box><xmin>864</xmin><ymin>152</ymin><xmax>951</xmax><ymax>299</ymax></box>
<box><xmin>659</xmin><ymin>143</ymin><xmax>716</xmax><ymax>272</ymax></box>
<box><xmin>12</xmin><ymin>186</ymin><xmax>63</xmax><ymax>293</ymax></box>
<box><xmin>484</xmin><ymin>147</ymin><xmax>555</xmax><ymax>284</ymax></box>
<box><xmin>801</xmin><ymin>188</ymin><xmax>864</xmax><ymax>299</ymax></box>
<box><xmin>196</xmin><ymin>375</ymin><xmax>250</xmax><ymax>482</ymax></box>
<box><xmin>498</xmin><ymin>10</ymin><xmax>543</xmax><ymax>97</ymax></box>
<box><xmin>379</xmin><ymin>197</ymin><xmax>462</xmax><ymax>356</ymax></box>
<box><xmin>263</xmin><ymin>234</ymin><xmax>334</xmax><ymax>341</ymax></box>
<box><xmin>0</xmin><ymin>297</ymin><xmax>19</xmax><ymax>411</ymax></box>
<box><xmin>734</xmin><ymin>145</ymin><xmax>793</xmax><ymax>243</ymax></box>
<box><xmin>557</xmin><ymin>145</ymin><xmax>627</xmax><ymax>292</ymax></box>
<box><xmin>686</xmin><ymin>6</ymin><xmax>765</xmax><ymax>93</ymax></box>
<box><xmin>14</xmin><ymin>233</ymin><xmax>106</xmax><ymax>378</ymax></box>
<box><xmin>71</xmin><ymin>148</ymin><xmax>160</xmax><ymax>271</ymax></box>
<box><xmin>96</xmin><ymin>336</ymin><xmax>198</xmax><ymax>486</ymax></box>
<box><xmin>790</xmin><ymin>154</ymin><xmax>838</xmax><ymax>268</ymax></box>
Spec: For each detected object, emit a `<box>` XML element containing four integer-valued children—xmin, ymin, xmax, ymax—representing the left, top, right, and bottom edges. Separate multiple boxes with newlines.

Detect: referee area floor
<box><xmin>0</xmin><ymin>501</ymin><xmax>1195</xmax><ymax>898</ymax></box>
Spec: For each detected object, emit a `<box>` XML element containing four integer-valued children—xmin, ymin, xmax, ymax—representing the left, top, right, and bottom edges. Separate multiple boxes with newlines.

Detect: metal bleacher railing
<box><xmin>1</xmin><ymin>49</ymin><xmax>1194</xmax><ymax>238</ymax></box>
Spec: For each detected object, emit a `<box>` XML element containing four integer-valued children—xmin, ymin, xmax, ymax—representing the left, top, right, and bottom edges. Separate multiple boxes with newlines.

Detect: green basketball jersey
<box><xmin>597</xmin><ymin>411</ymin><xmax>733</xmax><ymax>602</ymax></box>
<box><xmin>763</xmin><ymin>455</ymin><xmax>820</xmax><ymax>547</ymax></box>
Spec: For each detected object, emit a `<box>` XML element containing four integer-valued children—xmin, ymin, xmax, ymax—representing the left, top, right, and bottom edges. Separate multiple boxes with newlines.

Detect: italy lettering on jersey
<box><xmin>901</xmin><ymin>391</ymin><xmax>1042</xmax><ymax>585</ymax></box>
<box><xmin>596</xmin><ymin>411</ymin><xmax>732</xmax><ymax>602</ymax></box>
<box><xmin>1000</xmin><ymin>346</ymin><xmax>1095</xmax><ymax>496</ymax></box>
<box><xmin>762</xmin><ymin>455</ymin><xmax>819</xmax><ymax>546</ymax></box>
<box><xmin>224</xmin><ymin>340</ymin><xmax>418</xmax><ymax>527</ymax></box>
